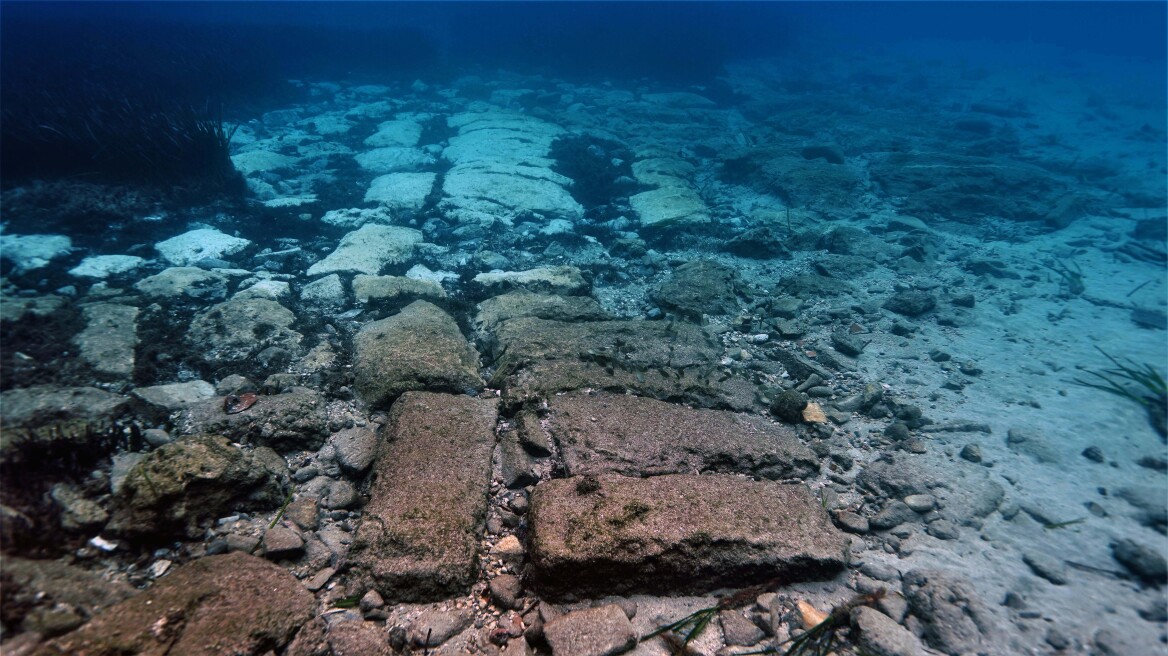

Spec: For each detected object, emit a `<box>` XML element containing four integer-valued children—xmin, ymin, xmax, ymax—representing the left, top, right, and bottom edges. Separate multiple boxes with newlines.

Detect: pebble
<box><xmin>543</xmin><ymin>604</ymin><xmax>636</xmax><ymax>656</ymax></box>
<box><xmin>870</xmin><ymin>501</ymin><xmax>917</xmax><ymax>531</ymax></box>
<box><xmin>960</xmin><ymin>444</ymin><xmax>982</xmax><ymax>463</ymax></box>
<box><xmin>303</xmin><ymin>566</ymin><xmax>336</xmax><ymax>591</ymax></box>
<box><xmin>903</xmin><ymin>494</ymin><xmax>936</xmax><ymax>513</ymax></box>
<box><xmin>834</xmin><ymin>510</ymin><xmax>870</xmax><ymax>534</ymax></box>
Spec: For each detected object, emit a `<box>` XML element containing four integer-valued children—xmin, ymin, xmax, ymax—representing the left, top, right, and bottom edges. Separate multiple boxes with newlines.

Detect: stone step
<box><xmin>527</xmin><ymin>473</ymin><xmax>849</xmax><ymax>599</ymax></box>
<box><xmin>347</xmin><ymin>392</ymin><xmax>498</xmax><ymax>602</ymax></box>
<box><xmin>526</xmin><ymin>391</ymin><xmax>819</xmax><ymax>480</ymax></box>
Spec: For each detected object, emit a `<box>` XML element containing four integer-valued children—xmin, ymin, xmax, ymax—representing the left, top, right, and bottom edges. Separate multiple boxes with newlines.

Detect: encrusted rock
<box><xmin>528</xmin><ymin>473</ymin><xmax>849</xmax><ymax>599</ymax></box>
<box><xmin>106</xmin><ymin>434</ymin><xmax>288</xmax><ymax>540</ymax></box>
<box><xmin>173</xmin><ymin>387</ymin><xmax>330</xmax><ymax>451</ymax></box>
<box><xmin>348</xmin><ymin>392</ymin><xmax>497</xmax><ymax>601</ymax></box>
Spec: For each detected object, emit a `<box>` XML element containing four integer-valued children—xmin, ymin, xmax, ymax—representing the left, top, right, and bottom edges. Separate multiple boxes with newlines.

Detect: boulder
<box><xmin>474</xmin><ymin>292</ymin><xmax>609</xmax><ymax>332</ymax></box>
<box><xmin>134</xmin><ymin>267</ymin><xmax>229</xmax><ymax>301</ymax></box>
<box><xmin>73</xmin><ymin>303</ymin><xmax>138</xmax><ymax>379</ymax></box>
<box><xmin>155</xmin><ymin>228</ymin><xmax>251</xmax><ymax>266</ymax></box>
<box><xmin>106</xmin><ymin>434</ymin><xmax>288</xmax><ymax>540</ymax></box>
<box><xmin>172</xmin><ymin>387</ymin><xmax>330</xmax><ymax>452</ymax></box>
<box><xmin>186</xmin><ymin>296</ymin><xmax>302</xmax><ymax>370</ymax></box>
<box><xmin>306</xmin><ymin>224</ymin><xmax>423</xmax><ymax>277</ymax></box>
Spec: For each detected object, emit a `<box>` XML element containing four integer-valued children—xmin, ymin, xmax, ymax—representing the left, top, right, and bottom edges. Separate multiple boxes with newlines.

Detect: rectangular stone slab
<box><xmin>527</xmin><ymin>473</ymin><xmax>849</xmax><ymax>599</ymax></box>
<box><xmin>348</xmin><ymin>392</ymin><xmax>497</xmax><ymax>601</ymax></box>
<box><xmin>534</xmin><ymin>391</ymin><xmax>819</xmax><ymax>480</ymax></box>
<box><xmin>487</xmin><ymin>317</ymin><xmax>758</xmax><ymax>411</ymax></box>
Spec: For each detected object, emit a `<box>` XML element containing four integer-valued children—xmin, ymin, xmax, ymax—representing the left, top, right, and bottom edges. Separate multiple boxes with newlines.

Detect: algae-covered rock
<box><xmin>352</xmin><ymin>301</ymin><xmax>483</xmax><ymax>407</ymax></box>
<box><xmin>106</xmin><ymin>434</ymin><xmax>288</xmax><ymax>540</ymax></box>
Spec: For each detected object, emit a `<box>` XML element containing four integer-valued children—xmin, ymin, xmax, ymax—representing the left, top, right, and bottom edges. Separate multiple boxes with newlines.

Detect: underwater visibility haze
<box><xmin>0</xmin><ymin>2</ymin><xmax>1165</xmax><ymax>654</ymax></box>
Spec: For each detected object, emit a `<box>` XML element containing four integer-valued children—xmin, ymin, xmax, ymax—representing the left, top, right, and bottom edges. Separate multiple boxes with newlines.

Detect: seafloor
<box><xmin>1</xmin><ymin>42</ymin><xmax>1166</xmax><ymax>656</ymax></box>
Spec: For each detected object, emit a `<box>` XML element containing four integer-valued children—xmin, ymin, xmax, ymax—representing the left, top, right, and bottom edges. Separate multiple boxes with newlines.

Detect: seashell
<box><xmin>224</xmin><ymin>392</ymin><xmax>259</xmax><ymax>414</ymax></box>
<box><xmin>796</xmin><ymin>599</ymin><xmax>828</xmax><ymax>628</ymax></box>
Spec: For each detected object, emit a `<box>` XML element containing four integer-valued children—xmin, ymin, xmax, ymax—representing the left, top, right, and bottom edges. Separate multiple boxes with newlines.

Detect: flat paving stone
<box><xmin>487</xmin><ymin>317</ymin><xmax>759</xmax><ymax>411</ymax></box>
<box><xmin>348</xmin><ymin>392</ymin><xmax>497</xmax><ymax>601</ymax></box>
<box><xmin>528</xmin><ymin>473</ymin><xmax>849</xmax><ymax>599</ymax></box>
<box><xmin>536</xmin><ymin>391</ymin><xmax>819</xmax><ymax>480</ymax></box>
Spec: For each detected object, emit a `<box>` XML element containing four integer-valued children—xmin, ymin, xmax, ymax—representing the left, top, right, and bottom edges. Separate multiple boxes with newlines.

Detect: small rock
<box><xmin>851</xmin><ymin>605</ymin><xmax>924</xmax><ymax>656</ymax></box>
<box><xmin>225</xmin><ymin>534</ymin><xmax>261</xmax><ymax>553</ymax></box>
<box><xmin>771</xmin><ymin>388</ymin><xmax>808</xmax><ymax>423</ymax></box>
<box><xmin>490</xmin><ymin>574</ymin><xmax>524</xmax><ymax>610</ymax></box>
<box><xmin>1112</xmin><ymin>538</ymin><xmax>1168</xmax><ymax>585</ymax></box>
<box><xmin>1081</xmin><ymin>446</ymin><xmax>1105</xmax><ymax>463</ymax></box>
<box><xmin>142</xmin><ymin>428</ymin><xmax>174</xmax><ymax>447</ymax></box>
<box><xmin>325</xmin><ymin>480</ymin><xmax>358</xmax><ymax>509</ymax></box>
<box><xmin>1022</xmin><ymin>551</ymin><xmax>1067</xmax><ymax>585</ymax></box>
<box><xmin>408</xmin><ymin>607</ymin><xmax>473</xmax><ymax>647</ymax></box>
<box><xmin>834</xmin><ymin>510</ymin><xmax>870</xmax><ymax>534</ymax></box>
<box><xmin>925</xmin><ymin>520</ymin><xmax>960</xmax><ymax>541</ymax></box>
<box><xmin>543</xmin><ymin>604</ymin><xmax>636</xmax><ymax>656</ymax></box>
<box><xmin>903</xmin><ymin>495</ymin><xmax>936</xmax><ymax>513</ymax></box>
<box><xmin>719</xmin><ymin>609</ymin><xmax>765</xmax><ymax>646</ymax></box>
<box><xmin>960</xmin><ymin>444</ymin><xmax>982</xmax><ymax>463</ymax></box>
<box><xmin>304</xmin><ymin>567</ymin><xmax>336</xmax><ymax>591</ymax></box>
<box><xmin>330</xmin><ymin>427</ymin><xmax>379</xmax><ymax>476</ymax></box>
<box><xmin>870</xmin><ymin>501</ymin><xmax>917</xmax><ymax>531</ymax></box>
<box><xmin>360</xmin><ymin>589</ymin><xmax>385</xmax><ymax>612</ymax></box>
<box><xmin>883</xmin><ymin>290</ymin><xmax>935</xmax><ymax>317</ymax></box>
<box><xmin>263</xmin><ymin>525</ymin><xmax>305</xmax><ymax>559</ymax></box>
<box><xmin>492</xmin><ymin>535</ymin><xmax>525</xmax><ymax>564</ymax></box>
<box><xmin>285</xmin><ymin>497</ymin><xmax>320</xmax><ymax>531</ymax></box>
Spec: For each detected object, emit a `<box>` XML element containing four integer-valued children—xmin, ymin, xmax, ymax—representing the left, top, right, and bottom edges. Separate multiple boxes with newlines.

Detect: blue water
<box><xmin>0</xmin><ymin>2</ymin><xmax>1166</xmax><ymax>654</ymax></box>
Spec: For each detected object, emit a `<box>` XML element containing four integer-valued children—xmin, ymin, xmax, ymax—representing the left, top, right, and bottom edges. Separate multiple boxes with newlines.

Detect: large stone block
<box><xmin>528</xmin><ymin>473</ymin><xmax>848</xmax><ymax>599</ymax></box>
<box><xmin>486</xmin><ymin>317</ymin><xmax>758</xmax><ymax>412</ymax></box>
<box><xmin>347</xmin><ymin>392</ymin><xmax>498</xmax><ymax>601</ymax></box>
<box><xmin>352</xmin><ymin>301</ymin><xmax>483</xmax><ymax>408</ymax></box>
<box><xmin>537</xmin><ymin>392</ymin><xmax>819</xmax><ymax>480</ymax></box>
<box><xmin>39</xmin><ymin>552</ymin><xmax>313</xmax><ymax>655</ymax></box>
